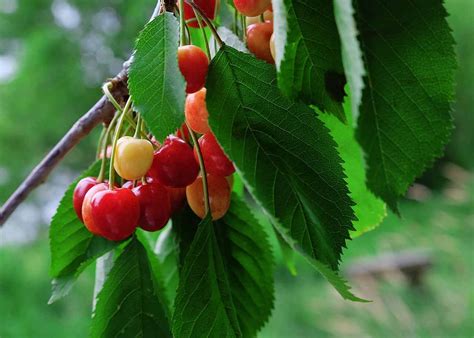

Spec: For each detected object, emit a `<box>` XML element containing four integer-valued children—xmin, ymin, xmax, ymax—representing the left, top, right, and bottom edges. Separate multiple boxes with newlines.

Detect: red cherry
<box><xmin>195</xmin><ymin>133</ymin><xmax>235</xmax><ymax>177</ymax></box>
<box><xmin>182</xmin><ymin>0</ymin><xmax>217</xmax><ymax>28</ymax></box>
<box><xmin>167</xmin><ymin>187</ymin><xmax>186</xmax><ymax>214</ymax></box>
<box><xmin>178</xmin><ymin>45</ymin><xmax>209</xmax><ymax>94</ymax></box>
<box><xmin>82</xmin><ymin>183</ymin><xmax>109</xmax><ymax>235</ymax></box>
<box><xmin>122</xmin><ymin>177</ymin><xmax>153</xmax><ymax>189</ymax></box>
<box><xmin>132</xmin><ymin>183</ymin><xmax>171</xmax><ymax>232</ymax></box>
<box><xmin>73</xmin><ymin>177</ymin><xmax>98</xmax><ymax>222</ymax></box>
<box><xmin>247</xmin><ymin>21</ymin><xmax>274</xmax><ymax>64</ymax></box>
<box><xmin>176</xmin><ymin>123</ymin><xmax>191</xmax><ymax>143</ymax></box>
<box><xmin>147</xmin><ymin>135</ymin><xmax>199</xmax><ymax>188</ymax></box>
<box><xmin>234</xmin><ymin>0</ymin><xmax>271</xmax><ymax>16</ymax></box>
<box><xmin>185</xmin><ymin>88</ymin><xmax>211</xmax><ymax>134</ymax></box>
<box><xmin>86</xmin><ymin>188</ymin><xmax>140</xmax><ymax>241</ymax></box>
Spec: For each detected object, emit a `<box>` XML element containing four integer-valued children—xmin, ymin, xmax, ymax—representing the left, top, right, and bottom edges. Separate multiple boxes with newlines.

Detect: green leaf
<box><xmin>129</xmin><ymin>13</ymin><xmax>186</xmax><ymax>142</ymax></box>
<box><xmin>49</xmin><ymin>160</ymin><xmax>117</xmax><ymax>280</ymax></box>
<box><xmin>154</xmin><ymin>226</ymin><xmax>179</xmax><ymax>308</ymax></box>
<box><xmin>273</xmin><ymin>0</ymin><xmax>346</xmax><ymax>120</ymax></box>
<box><xmin>206</xmin><ymin>45</ymin><xmax>355</xmax><ymax>271</ymax></box>
<box><xmin>275</xmin><ymin>230</ymin><xmax>298</xmax><ymax>276</ymax></box>
<box><xmin>173</xmin><ymin>194</ymin><xmax>275</xmax><ymax>337</ymax></box>
<box><xmin>354</xmin><ymin>0</ymin><xmax>456</xmax><ymax>211</ymax></box>
<box><xmin>91</xmin><ymin>237</ymin><xmax>172</xmax><ymax>338</ymax></box>
<box><xmin>333</xmin><ymin>0</ymin><xmax>365</xmax><ymax>122</ymax></box>
<box><xmin>319</xmin><ymin>102</ymin><xmax>386</xmax><ymax>237</ymax></box>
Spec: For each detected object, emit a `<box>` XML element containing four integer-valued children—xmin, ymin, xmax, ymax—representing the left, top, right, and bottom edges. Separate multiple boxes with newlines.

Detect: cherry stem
<box><xmin>108</xmin><ymin>96</ymin><xmax>133</xmax><ymax>190</ymax></box>
<box><xmin>134</xmin><ymin>114</ymin><xmax>142</xmax><ymax>138</ymax></box>
<box><xmin>97</xmin><ymin>110</ymin><xmax>121</xmax><ymax>182</ymax></box>
<box><xmin>102</xmin><ymin>83</ymin><xmax>149</xmax><ymax>139</ymax></box>
<box><xmin>179</xmin><ymin>0</ymin><xmax>186</xmax><ymax>45</ymax></box>
<box><xmin>96</xmin><ymin>126</ymin><xmax>107</xmax><ymax>159</ymax></box>
<box><xmin>193</xmin><ymin>8</ymin><xmax>211</xmax><ymax>59</ymax></box>
<box><xmin>241</xmin><ymin>14</ymin><xmax>246</xmax><ymax>43</ymax></box>
<box><xmin>185</xmin><ymin>0</ymin><xmax>223</xmax><ymax>47</ymax></box>
<box><xmin>186</xmin><ymin>122</ymin><xmax>210</xmax><ymax>216</ymax></box>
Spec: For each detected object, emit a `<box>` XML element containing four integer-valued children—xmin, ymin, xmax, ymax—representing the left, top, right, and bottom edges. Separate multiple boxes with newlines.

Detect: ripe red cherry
<box><xmin>73</xmin><ymin>177</ymin><xmax>98</xmax><ymax>222</ymax></box>
<box><xmin>132</xmin><ymin>183</ymin><xmax>171</xmax><ymax>232</ymax></box>
<box><xmin>195</xmin><ymin>133</ymin><xmax>235</xmax><ymax>177</ymax></box>
<box><xmin>83</xmin><ymin>187</ymin><xmax>140</xmax><ymax>241</ymax></box>
<box><xmin>82</xmin><ymin>183</ymin><xmax>109</xmax><ymax>236</ymax></box>
<box><xmin>176</xmin><ymin>123</ymin><xmax>191</xmax><ymax>143</ymax></box>
<box><xmin>186</xmin><ymin>175</ymin><xmax>231</xmax><ymax>220</ymax></box>
<box><xmin>147</xmin><ymin>135</ymin><xmax>199</xmax><ymax>188</ymax></box>
<box><xmin>182</xmin><ymin>0</ymin><xmax>217</xmax><ymax>28</ymax></box>
<box><xmin>247</xmin><ymin>21</ymin><xmax>274</xmax><ymax>64</ymax></box>
<box><xmin>178</xmin><ymin>45</ymin><xmax>209</xmax><ymax>94</ymax></box>
<box><xmin>185</xmin><ymin>88</ymin><xmax>211</xmax><ymax>134</ymax></box>
<box><xmin>234</xmin><ymin>0</ymin><xmax>271</xmax><ymax>16</ymax></box>
<box><xmin>167</xmin><ymin>187</ymin><xmax>186</xmax><ymax>214</ymax></box>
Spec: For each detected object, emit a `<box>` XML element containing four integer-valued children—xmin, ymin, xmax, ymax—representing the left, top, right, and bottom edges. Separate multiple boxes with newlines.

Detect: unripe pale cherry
<box><xmin>195</xmin><ymin>133</ymin><xmax>235</xmax><ymax>177</ymax></box>
<box><xmin>133</xmin><ymin>182</ymin><xmax>171</xmax><ymax>232</ymax></box>
<box><xmin>178</xmin><ymin>45</ymin><xmax>209</xmax><ymax>94</ymax></box>
<box><xmin>83</xmin><ymin>187</ymin><xmax>140</xmax><ymax>241</ymax></box>
<box><xmin>182</xmin><ymin>0</ymin><xmax>218</xmax><ymax>28</ymax></box>
<box><xmin>246</xmin><ymin>21</ymin><xmax>274</xmax><ymax>64</ymax></box>
<box><xmin>186</xmin><ymin>175</ymin><xmax>231</xmax><ymax>220</ymax></box>
<box><xmin>147</xmin><ymin>135</ymin><xmax>199</xmax><ymax>188</ymax></box>
<box><xmin>73</xmin><ymin>177</ymin><xmax>98</xmax><ymax>222</ymax></box>
<box><xmin>234</xmin><ymin>0</ymin><xmax>271</xmax><ymax>17</ymax></box>
<box><xmin>113</xmin><ymin>136</ymin><xmax>154</xmax><ymax>180</ymax></box>
<box><xmin>185</xmin><ymin>88</ymin><xmax>211</xmax><ymax>134</ymax></box>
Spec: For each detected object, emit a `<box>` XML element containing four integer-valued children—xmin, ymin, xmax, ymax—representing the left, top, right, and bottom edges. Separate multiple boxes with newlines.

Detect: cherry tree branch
<box><xmin>0</xmin><ymin>0</ymin><xmax>177</xmax><ymax>226</ymax></box>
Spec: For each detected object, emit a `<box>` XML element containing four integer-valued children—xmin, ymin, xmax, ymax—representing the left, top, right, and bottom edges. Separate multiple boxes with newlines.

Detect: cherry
<box><xmin>176</xmin><ymin>123</ymin><xmax>191</xmax><ymax>143</ymax></box>
<box><xmin>269</xmin><ymin>33</ymin><xmax>276</xmax><ymax>61</ymax></box>
<box><xmin>113</xmin><ymin>136</ymin><xmax>154</xmax><ymax>181</ymax></box>
<box><xmin>186</xmin><ymin>175</ymin><xmax>231</xmax><ymax>220</ymax></box>
<box><xmin>82</xmin><ymin>183</ymin><xmax>109</xmax><ymax>236</ymax></box>
<box><xmin>122</xmin><ymin>177</ymin><xmax>153</xmax><ymax>189</ymax></box>
<box><xmin>185</xmin><ymin>88</ymin><xmax>211</xmax><ymax>134</ymax></box>
<box><xmin>195</xmin><ymin>133</ymin><xmax>235</xmax><ymax>177</ymax></box>
<box><xmin>246</xmin><ymin>9</ymin><xmax>273</xmax><ymax>26</ymax></box>
<box><xmin>167</xmin><ymin>187</ymin><xmax>187</xmax><ymax>214</ymax></box>
<box><xmin>132</xmin><ymin>183</ymin><xmax>171</xmax><ymax>232</ymax></box>
<box><xmin>182</xmin><ymin>0</ymin><xmax>217</xmax><ymax>28</ymax></box>
<box><xmin>178</xmin><ymin>45</ymin><xmax>209</xmax><ymax>94</ymax></box>
<box><xmin>147</xmin><ymin>135</ymin><xmax>199</xmax><ymax>188</ymax></box>
<box><xmin>98</xmin><ymin>145</ymin><xmax>112</xmax><ymax>159</ymax></box>
<box><xmin>83</xmin><ymin>187</ymin><xmax>139</xmax><ymax>241</ymax></box>
<box><xmin>73</xmin><ymin>177</ymin><xmax>98</xmax><ymax>222</ymax></box>
<box><xmin>246</xmin><ymin>21</ymin><xmax>274</xmax><ymax>64</ymax></box>
<box><xmin>234</xmin><ymin>0</ymin><xmax>271</xmax><ymax>17</ymax></box>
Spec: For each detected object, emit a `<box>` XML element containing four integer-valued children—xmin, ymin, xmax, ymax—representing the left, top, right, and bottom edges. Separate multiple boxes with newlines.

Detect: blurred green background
<box><xmin>0</xmin><ymin>0</ymin><xmax>473</xmax><ymax>337</ymax></box>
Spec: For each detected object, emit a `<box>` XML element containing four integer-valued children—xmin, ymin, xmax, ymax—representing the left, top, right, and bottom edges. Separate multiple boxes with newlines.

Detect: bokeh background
<box><xmin>0</xmin><ymin>0</ymin><xmax>473</xmax><ymax>337</ymax></box>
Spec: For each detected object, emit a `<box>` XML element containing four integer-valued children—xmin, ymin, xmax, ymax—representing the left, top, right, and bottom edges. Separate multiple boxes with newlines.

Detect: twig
<box><xmin>0</xmin><ymin>0</ymin><xmax>177</xmax><ymax>226</ymax></box>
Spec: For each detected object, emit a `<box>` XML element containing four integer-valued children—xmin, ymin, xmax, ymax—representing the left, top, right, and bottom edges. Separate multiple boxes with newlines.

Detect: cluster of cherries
<box><xmin>73</xmin><ymin>0</ymin><xmax>275</xmax><ymax>242</ymax></box>
<box><xmin>74</xmin><ymin>54</ymin><xmax>234</xmax><ymax>242</ymax></box>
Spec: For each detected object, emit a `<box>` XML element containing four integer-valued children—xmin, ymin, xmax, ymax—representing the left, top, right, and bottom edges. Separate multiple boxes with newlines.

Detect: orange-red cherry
<box><xmin>73</xmin><ymin>177</ymin><xmax>98</xmax><ymax>222</ymax></box>
<box><xmin>178</xmin><ymin>45</ymin><xmax>209</xmax><ymax>94</ymax></box>
<box><xmin>247</xmin><ymin>21</ymin><xmax>274</xmax><ymax>64</ymax></box>
<box><xmin>83</xmin><ymin>187</ymin><xmax>139</xmax><ymax>241</ymax></box>
<box><xmin>182</xmin><ymin>0</ymin><xmax>217</xmax><ymax>28</ymax></box>
<box><xmin>132</xmin><ymin>183</ymin><xmax>171</xmax><ymax>232</ymax></box>
<box><xmin>147</xmin><ymin>135</ymin><xmax>199</xmax><ymax>188</ymax></box>
<box><xmin>185</xmin><ymin>88</ymin><xmax>211</xmax><ymax>134</ymax></box>
<box><xmin>186</xmin><ymin>175</ymin><xmax>231</xmax><ymax>220</ymax></box>
<box><xmin>195</xmin><ymin>133</ymin><xmax>235</xmax><ymax>177</ymax></box>
<box><xmin>234</xmin><ymin>0</ymin><xmax>271</xmax><ymax>16</ymax></box>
